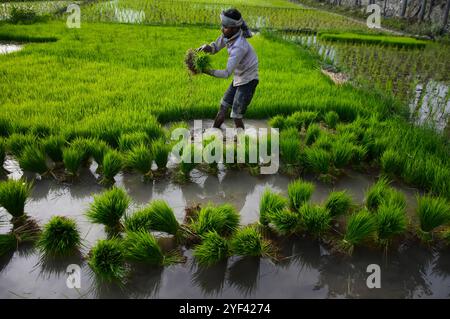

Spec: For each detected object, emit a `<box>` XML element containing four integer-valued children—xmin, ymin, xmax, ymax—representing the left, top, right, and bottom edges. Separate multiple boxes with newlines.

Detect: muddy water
<box><xmin>1</xmin><ymin>120</ymin><xmax>449</xmax><ymax>298</ymax></box>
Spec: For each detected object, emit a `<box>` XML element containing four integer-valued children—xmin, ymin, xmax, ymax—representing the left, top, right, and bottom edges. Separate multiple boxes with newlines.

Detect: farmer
<box><xmin>197</xmin><ymin>8</ymin><xmax>259</xmax><ymax>130</ymax></box>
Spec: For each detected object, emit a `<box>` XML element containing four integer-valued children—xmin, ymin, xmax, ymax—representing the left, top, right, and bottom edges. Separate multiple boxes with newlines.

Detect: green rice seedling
<box><xmin>88</xmin><ymin>239</ymin><xmax>127</xmax><ymax>283</ymax></box>
<box><xmin>259</xmin><ymin>188</ymin><xmax>288</xmax><ymax>226</ymax></box>
<box><xmin>193</xmin><ymin>231</ymin><xmax>229</xmax><ymax>266</ymax></box>
<box><xmin>7</xmin><ymin>133</ymin><xmax>36</xmax><ymax>157</ymax></box>
<box><xmin>70</xmin><ymin>138</ymin><xmax>94</xmax><ymax>164</ymax></box>
<box><xmin>151</xmin><ymin>138</ymin><xmax>170</xmax><ymax>172</ymax></box>
<box><xmin>18</xmin><ymin>144</ymin><xmax>49</xmax><ymax>175</ymax></box>
<box><xmin>142</xmin><ymin>117</ymin><xmax>164</xmax><ymax>141</ymax></box>
<box><xmin>287</xmin><ymin>179</ymin><xmax>315</xmax><ymax>211</ymax></box>
<box><xmin>299</xmin><ymin>203</ymin><xmax>331</xmax><ymax>237</ymax></box>
<box><xmin>191</xmin><ymin>204</ymin><xmax>240</xmax><ymax>236</ymax></box>
<box><xmin>89</xmin><ymin>139</ymin><xmax>111</xmax><ymax>165</ymax></box>
<box><xmin>123</xmin><ymin>230</ymin><xmax>164</xmax><ymax>265</ymax></box>
<box><xmin>230</xmin><ymin>226</ymin><xmax>273</xmax><ymax>257</ymax></box>
<box><xmin>124</xmin><ymin>208</ymin><xmax>153</xmax><ymax>232</ymax></box>
<box><xmin>141</xmin><ymin>199</ymin><xmax>179</xmax><ymax>236</ymax></box>
<box><xmin>304</xmin><ymin>147</ymin><xmax>331</xmax><ymax>175</ymax></box>
<box><xmin>268</xmin><ymin>208</ymin><xmax>301</xmax><ymax>235</ymax></box>
<box><xmin>0</xmin><ymin>179</ymin><xmax>32</xmax><ymax>219</ymax></box>
<box><xmin>185</xmin><ymin>49</ymin><xmax>211</xmax><ymax>75</ymax></box>
<box><xmin>42</xmin><ymin>135</ymin><xmax>65</xmax><ymax>163</ymax></box>
<box><xmin>286</xmin><ymin>111</ymin><xmax>318</xmax><ymax>130</ymax></box>
<box><xmin>325</xmin><ymin>190</ymin><xmax>353</xmax><ymax>218</ymax></box>
<box><xmin>324</xmin><ymin>111</ymin><xmax>339</xmax><ymax>129</ymax></box>
<box><xmin>375</xmin><ymin>203</ymin><xmax>408</xmax><ymax>246</ymax></box>
<box><xmin>126</xmin><ymin>144</ymin><xmax>153</xmax><ymax>178</ymax></box>
<box><xmin>305</xmin><ymin>123</ymin><xmax>321</xmax><ymax>146</ymax></box>
<box><xmin>37</xmin><ymin>216</ymin><xmax>81</xmax><ymax>257</ymax></box>
<box><xmin>86</xmin><ymin>187</ymin><xmax>130</xmax><ymax>231</ymax></box>
<box><xmin>331</xmin><ymin>141</ymin><xmax>353</xmax><ymax>169</ymax></box>
<box><xmin>416</xmin><ymin>195</ymin><xmax>450</xmax><ymax>241</ymax></box>
<box><xmin>101</xmin><ymin>150</ymin><xmax>123</xmax><ymax>184</ymax></box>
<box><xmin>62</xmin><ymin>147</ymin><xmax>83</xmax><ymax>177</ymax></box>
<box><xmin>118</xmin><ymin>132</ymin><xmax>149</xmax><ymax>152</ymax></box>
<box><xmin>268</xmin><ymin>115</ymin><xmax>285</xmax><ymax>130</ymax></box>
<box><xmin>381</xmin><ymin>148</ymin><xmax>404</xmax><ymax>177</ymax></box>
<box><xmin>280</xmin><ymin>128</ymin><xmax>302</xmax><ymax>173</ymax></box>
<box><xmin>351</xmin><ymin>145</ymin><xmax>367</xmax><ymax>165</ymax></box>
<box><xmin>176</xmin><ymin>143</ymin><xmax>199</xmax><ymax>182</ymax></box>
<box><xmin>365</xmin><ymin>177</ymin><xmax>391</xmax><ymax>211</ymax></box>
<box><xmin>314</xmin><ymin>133</ymin><xmax>335</xmax><ymax>151</ymax></box>
<box><xmin>0</xmin><ymin>233</ymin><xmax>16</xmax><ymax>257</ymax></box>
<box><xmin>341</xmin><ymin>209</ymin><xmax>376</xmax><ymax>255</ymax></box>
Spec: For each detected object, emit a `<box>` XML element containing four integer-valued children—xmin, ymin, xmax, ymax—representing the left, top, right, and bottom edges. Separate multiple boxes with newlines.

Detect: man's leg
<box><xmin>230</xmin><ymin>79</ymin><xmax>259</xmax><ymax>130</ymax></box>
<box><xmin>214</xmin><ymin>82</ymin><xmax>236</xmax><ymax>129</ymax></box>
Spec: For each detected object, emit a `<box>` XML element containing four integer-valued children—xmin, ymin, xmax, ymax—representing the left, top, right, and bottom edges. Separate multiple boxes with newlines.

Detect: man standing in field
<box><xmin>197</xmin><ymin>8</ymin><xmax>259</xmax><ymax>130</ymax></box>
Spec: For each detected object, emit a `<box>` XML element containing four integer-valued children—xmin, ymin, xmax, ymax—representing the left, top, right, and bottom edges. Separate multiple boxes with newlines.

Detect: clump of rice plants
<box><xmin>18</xmin><ymin>144</ymin><xmax>49</xmax><ymax>175</ymax></box>
<box><xmin>268</xmin><ymin>115</ymin><xmax>285</xmax><ymax>130</ymax></box>
<box><xmin>140</xmin><ymin>200</ymin><xmax>180</xmax><ymax>236</ymax></box>
<box><xmin>89</xmin><ymin>139</ymin><xmax>110</xmax><ymax>166</ymax></box>
<box><xmin>287</xmin><ymin>179</ymin><xmax>315</xmax><ymax>211</ymax></box>
<box><xmin>0</xmin><ymin>179</ymin><xmax>32</xmax><ymax>220</ymax></box>
<box><xmin>126</xmin><ymin>144</ymin><xmax>153</xmax><ymax>180</ymax></box>
<box><xmin>365</xmin><ymin>177</ymin><xmax>406</xmax><ymax>211</ymax></box>
<box><xmin>185</xmin><ymin>49</ymin><xmax>211</xmax><ymax>75</ymax></box>
<box><xmin>123</xmin><ymin>230</ymin><xmax>180</xmax><ymax>265</ymax></box>
<box><xmin>230</xmin><ymin>226</ymin><xmax>273</xmax><ymax>257</ymax></box>
<box><xmin>259</xmin><ymin>188</ymin><xmax>288</xmax><ymax>226</ymax></box>
<box><xmin>176</xmin><ymin>143</ymin><xmax>200</xmax><ymax>183</ymax></box>
<box><xmin>285</xmin><ymin>111</ymin><xmax>318</xmax><ymax>130</ymax></box>
<box><xmin>268</xmin><ymin>208</ymin><xmax>301</xmax><ymax>235</ymax></box>
<box><xmin>324</xmin><ymin>190</ymin><xmax>353</xmax><ymax>218</ymax></box>
<box><xmin>62</xmin><ymin>147</ymin><xmax>83</xmax><ymax>177</ymax></box>
<box><xmin>88</xmin><ymin>239</ymin><xmax>127</xmax><ymax>283</ymax></box>
<box><xmin>299</xmin><ymin>203</ymin><xmax>331</xmax><ymax>237</ymax></box>
<box><xmin>42</xmin><ymin>135</ymin><xmax>65</xmax><ymax>163</ymax></box>
<box><xmin>118</xmin><ymin>132</ymin><xmax>149</xmax><ymax>152</ymax></box>
<box><xmin>70</xmin><ymin>137</ymin><xmax>94</xmax><ymax>165</ymax></box>
<box><xmin>101</xmin><ymin>150</ymin><xmax>123</xmax><ymax>184</ymax></box>
<box><xmin>375</xmin><ymin>203</ymin><xmax>408</xmax><ymax>247</ymax></box>
<box><xmin>7</xmin><ymin>133</ymin><xmax>36</xmax><ymax>157</ymax></box>
<box><xmin>193</xmin><ymin>231</ymin><xmax>229</xmax><ymax>266</ymax></box>
<box><xmin>305</xmin><ymin>123</ymin><xmax>321</xmax><ymax>145</ymax></box>
<box><xmin>151</xmin><ymin>138</ymin><xmax>170</xmax><ymax>172</ymax></box>
<box><xmin>190</xmin><ymin>204</ymin><xmax>240</xmax><ymax>236</ymax></box>
<box><xmin>380</xmin><ymin>148</ymin><xmax>404</xmax><ymax>177</ymax></box>
<box><xmin>124</xmin><ymin>208</ymin><xmax>153</xmax><ymax>232</ymax></box>
<box><xmin>37</xmin><ymin>216</ymin><xmax>81</xmax><ymax>257</ymax></box>
<box><xmin>86</xmin><ymin>187</ymin><xmax>130</xmax><ymax>232</ymax></box>
<box><xmin>280</xmin><ymin>128</ymin><xmax>302</xmax><ymax>175</ymax></box>
<box><xmin>304</xmin><ymin>146</ymin><xmax>331</xmax><ymax>175</ymax></box>
<box><xmin>340</xmin><ymin>209</ymin><xmax>375</xmax><ymax>255</ymax></box>
<box><xmin>416</xmin><ymin>195</ymin><xmax>450</xmax><ymax>242</ymax></box>
<box><xmin>331</xmin><ymin>141</ymin><xmax>353</xmax><ymax>169</ymax></box>
<box><xmin>324</xmin><ymin>111</ymin><xmax>339</xmax><ymax>129</ymax></box>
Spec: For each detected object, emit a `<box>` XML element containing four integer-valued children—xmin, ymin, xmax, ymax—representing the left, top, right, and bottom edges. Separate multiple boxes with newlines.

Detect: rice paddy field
<box><xmin>0</xmin><ymin>0</ymin><xmax>450</xmax><ymax>300</ymax></box>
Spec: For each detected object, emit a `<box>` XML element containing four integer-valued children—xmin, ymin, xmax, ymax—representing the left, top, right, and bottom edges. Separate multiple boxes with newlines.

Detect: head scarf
<box><xmin>220</xmin><ymin>11</ymin><xmax>252</xmax><ymax>38</ymax></box>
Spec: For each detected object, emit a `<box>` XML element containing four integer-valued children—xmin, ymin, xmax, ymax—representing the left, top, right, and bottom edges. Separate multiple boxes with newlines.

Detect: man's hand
<box><xmin>196</xmin><ymin>44</ymin><xmax>213</xmax><ymax>54</ymax></box>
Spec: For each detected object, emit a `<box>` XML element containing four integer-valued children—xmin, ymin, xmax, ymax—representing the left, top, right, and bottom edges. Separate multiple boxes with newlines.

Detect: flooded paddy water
<box><xmin>1</xmin><ymin>120</ymin><xmax>449</xmax><ymax>298</ymax></box>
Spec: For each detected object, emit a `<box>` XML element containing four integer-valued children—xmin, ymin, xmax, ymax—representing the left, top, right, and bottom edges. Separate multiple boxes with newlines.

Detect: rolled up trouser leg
<box><xmin>213</xmin><ymin>103</ymin><xmax>229</xmax><ymax>128</ymax></box>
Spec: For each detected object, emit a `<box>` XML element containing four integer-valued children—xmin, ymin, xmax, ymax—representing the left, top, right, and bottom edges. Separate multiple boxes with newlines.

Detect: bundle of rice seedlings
<box><xmin>88</xmin><ymin>239</ymin><xmax>127</xmax><ymax>283</ymax></box>
<box><xmin>351</xmin><ymin>145</ymin><xmax>367</xmax><ymax>165</ymax></box>
<box><xmin>193</xmin><ymin>231</ymin><xmax>229</xmax><ymax>266</ymax></box>
<box><xmin>268</xmin><ymin>208</ymin><xmax>301</xmax><ymax>235</ymax></box>
<box><xmin>123</xmin><ymin>230</ymin><xmax>165</xmax><ymax>265</ymax></box>
<box><xmin>230</xmin><ymin>226</ymin><xmax>273</xmax><ymax>257</ymax></box>
<box><xmin>62</xmin><ymin>147</ymin><xmax>83</xmax><ymax>177</ymax></box>
<box><xmin>101</xmin><ymin>150</ymin><xmax>123</xmax><ymax>184</ymax></box>
<box><xmin>42</xmin><ymin>135</ymin><xmax>65</xmax><ymax>163</ymax></box>
<box><xmin>37</xmin><ymin>216</ymin><xmax>81</xmax><ymax>257</ymax></box>
<box><xmin>118</xmin><ymin>132</ymin><xmax>149</xmax><ymax>152</ymax></box>
<box><xmin>70</xmin><ymin>137</ymin><xmax>93</xmax><ymax>164</ymax></box>
<box><xmin>305</xmin><ymin>123</ymin><xmax>321</xmax><ymax>145</ymax></box>
<box><xmin>375</xmin><ymin>203</ymin><xmax>407</xmax><ymax>246</ymax></box>
<box><xmin>126</xmin><ymin>144</ymin><xmax>153</xmax><ymax>178</ymax></box>
<box><xmin>324</xmin><ymin>111</ymin><xmax>339</xmax><ymax>129</ymax></box>
<box><xmin>89</xmin><ymin>139</ymin><xmax>110</xmax><ymax>165</ymax></box>
<box><xmin>280</xmin><ymin>128</ymin><xmax>302</xmax><ymax>168</ymax></box>
<box><xmin>365</xmin><ymin>177</ymin><xmax>405</xmax><ymax>211</ymax></box>
<box><xmin>259</xmin><ymin>188</ymin><xmax>288</xmax><ymax>226</ymax></box>
<box><xmin>0</xmin><ymin>179</ymin><xmax>32</xmax><ymax>219</ymax></box>
<box><xmin>124</xmin><ymin>208</ymin><xmax>153</xmax><ymax>232</ymax></box>
<box><xmin>18</xmin><ymin>144</ymin><xmax>49</xmax><ymax>175</ymax></box>
<box><xmin>191</xmin><ymin>204</ymin><xmax>240</xmax><ymax>236</ymax></box>
<box><xmin>299</xmin><ymin>203</ymin><xmax>331</xmax><ymax>237</ymax></box>
<box><xmin>314</xmin><ymin>133</ymin><xmax>335</xmax><ymax>151</ymax></box>
<box><xmin>268</xmin><ymin>115</ymin><xmax>285</xmax><ymax>130</ymax></box>
<box><xmin>140</xmin><ymin>199</ymin><xmax>180</xmax><ymax>235</ymax></box>
<box><xmin>304</xmin><ymin>147</ymin><xmax>331</xmax><ymax>175</ymax></box>
<box><xmin>287</xmin><ymin>179</ymin><xmax>315</xmax><ymax>211</ymax></box>
<box><xmin>416</xmin><ymin>195</ymin><xmax>450</xmax><ymax>241</ymax></box>
<box><xmin>341</xmin><ymin>209</ymin><xmax>375</xmax><ymax>255</ymax></box>
<box><xmin>324</xmin><ymin>190</ymin><xmax>353</xmax><ymax>218</ymax></box>
<box><xmin>151</xmin><ymin>138</ymin><xmax>170</xmax><ymax>172</ymax></box>
<box><xmin>86</xmin><ymin>187</ymin><xmax>130</xmax><ymax>231</ymax></box>
<box><xmin>380</xmin><ymin>149</ymin><xmax>404</xmax><ymax>177</ymax></box>
<box><xmin>7</xmin><ymin>133</ymin><xmax>36</xmax><ymax>157</ymax></box>
<box><xmin>177</xmin><ymin>143</ymin><xmax>199</xmax><ymax>182</ymax></box>
<box><xmin>184</xmin><ymin>49</ymin><xmax>211</xmax><ymax>75</ymax></box>
<box><xmin>331</xmin><ymin>141</ymin><xmax>353</xmax><ymax>169</ymax></box>
<box><xmin>285</xmin><ymin>111</ymin><xmax>318</xmax><ymax>130</ymax></box>
<box><xmin>0</xmin><ymin>233</ymin><xmax>16</xmax><ymax>257</ymax></box>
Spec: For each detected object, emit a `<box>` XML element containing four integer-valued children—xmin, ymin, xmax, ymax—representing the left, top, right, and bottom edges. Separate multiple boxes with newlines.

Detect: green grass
<box><xmin>416</xmin><ymin>195</ymin><xmax>450</xmax><ymax>236</ymax></box>
<box><xmin>324</xmin><ymin>190</ymin><xmax>353</xmax><ymax>218</ymax></box>
<box><xmin>42</xmin><ymin>135</ymin><xmax>65</xmax><ymax>163</ymax></box>
<box><xmin>375</xmin><ymin>203</ymin><xmax>408</xmax><ymax>246</ymax></box>
<box><xmin>37</xmin><ymin>216</ymin><xmax>81</xmax><ymax>257</ymax></box>
<box><xmin>126</xmin><ymin>144</ymin><xmax>153</xmax><ymax>176</ymax></box>
<box><xmin>230</xmin><ymin>226</ymin><xmax>273</xmax><ymax>257</ymax></box>
<box><xmin>0</xmin><ymin>179</ymin><xmax>32</xmax><ymax>218</ymax></box>
<box><xmin>88</xmin><ymin>239</ymin><xmax>127</xmax><ymax>283</ymax></box>
<box><xmin>191</xmin><ymin>203</ymin><xmax>240</xmax><ymax>236</ymax></box>
<box><xmin>151</xmin><ymin>138</ymin><xmax>170</xmax><ymax>171</ymax></box>
<box><xmin>299</xmin><ymin>203</ymin><xmax>331</xmax><ymax>237</ymax></box>
<box><xmin>341</xmin><ymin>209</ymin><xmax>376</xmax><ymax>254</ymax></box>
<box><xmin>101</xmin><ymin>150</ymin><xmax>123</xmax><ymax>184</ymax></box>
<box><xmin>18</xmin><ymin>144</ymin><xmax>48</xmax><ymax>175</ymax></box>
<box><xmin>324</xmin><ymin>111</ymin><xmax>339</xmax><ymax>129</ymax></box>
<box><xmin>62</xmin><ymin>147</ymin><xmax>83</xmax><ymax>176</ymax></box>
<box><xmin>86</xmin><ymin>187</ymin><xmax>130</xmax><ymax>230</ymax></box>
<box><xmin>193</xmin><ymin>231</ymin><xmax>229</xmax><ymax>266</ymax></box>
<box><xmin>259</xmin><ymin>188</ymin><xmax>288</xmax><ymax>226</ymax></box>
<box><xmin>123</xmin><ymin>229</ymin><xmax>165</xmax><ymax>265</ymax></box>
<box><xmin>287</xmin><ymin>179</ymin><xmax>315</xmax><ymax>211</ymax></box>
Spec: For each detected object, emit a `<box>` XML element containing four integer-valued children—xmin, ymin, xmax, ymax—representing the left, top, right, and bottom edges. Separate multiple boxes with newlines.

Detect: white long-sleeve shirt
<box><xmin>207</xmin><ymin>30</ymin><xmax>259</xmax><ymax>86</ymax></box>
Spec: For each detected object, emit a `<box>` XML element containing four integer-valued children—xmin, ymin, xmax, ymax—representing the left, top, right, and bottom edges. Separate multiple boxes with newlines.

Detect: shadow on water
<box><xmin>227</xmin><ymin>256</ymin><xmax>260</xmax><ymax>297</ymax></box>
<box><xmin>191</xmin><ymin>259</ymin><xmax>228</xmax><ymax>297</ymax></box>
